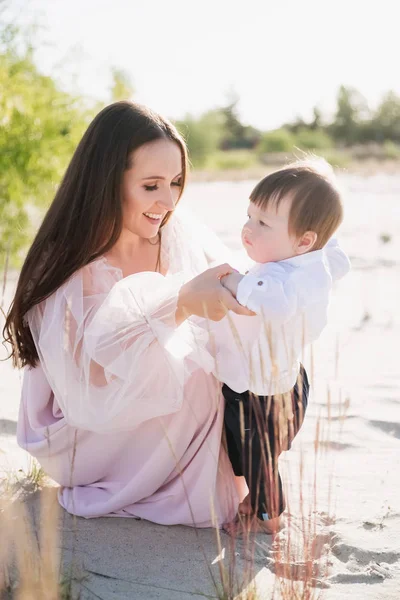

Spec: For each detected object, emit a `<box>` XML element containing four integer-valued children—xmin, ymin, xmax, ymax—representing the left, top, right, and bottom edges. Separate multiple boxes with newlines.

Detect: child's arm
<box><xmin>222</xmin><ymin>268</ymin><xmax>297</xmax><ymax>325</ymax></box>
<box><xmin>220</xmin><ymin>272</ymin><xmax>244</xmax><ymax>296</ymax></box>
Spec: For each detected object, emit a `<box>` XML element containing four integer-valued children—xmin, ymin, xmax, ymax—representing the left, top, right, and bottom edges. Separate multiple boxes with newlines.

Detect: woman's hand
<box><xmin>176</xmin><ymin>264</ymin><xmax>255</xmax><ymax>325</ymax></box>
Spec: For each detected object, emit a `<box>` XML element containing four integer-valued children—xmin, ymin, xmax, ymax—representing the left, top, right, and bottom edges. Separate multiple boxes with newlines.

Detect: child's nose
<box><xmin>243</xmin><ymin>220</ymin><xmax>252</xmax><ymax>233</ymax></box>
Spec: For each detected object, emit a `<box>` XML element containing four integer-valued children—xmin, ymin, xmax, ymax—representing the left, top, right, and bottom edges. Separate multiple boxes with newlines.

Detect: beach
<box><xmin>1</xmin><ymin>172</ymin><xmax>399</xmax><ymax>598</ymax></box>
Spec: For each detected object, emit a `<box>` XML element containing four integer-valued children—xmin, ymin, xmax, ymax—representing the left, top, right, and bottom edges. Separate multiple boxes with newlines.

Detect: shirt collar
<box><xmin>249</xmin><ymin>248</ymin><xmax>325</xmax><ymax>275</ymax></box>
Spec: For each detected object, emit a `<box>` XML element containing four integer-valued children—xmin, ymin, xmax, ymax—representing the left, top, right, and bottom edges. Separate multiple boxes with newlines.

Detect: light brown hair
<box><xmin>250</xmin><ymin>159</ymin><xmax>343</xmax><ymax>249</ymax></box>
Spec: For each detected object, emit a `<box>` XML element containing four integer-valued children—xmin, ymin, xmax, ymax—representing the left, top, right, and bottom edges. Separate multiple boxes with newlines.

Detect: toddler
<box><xmin>216</xmin><ymin>160</ymin><xmax>351</xmax><ymax>534</ymax></box>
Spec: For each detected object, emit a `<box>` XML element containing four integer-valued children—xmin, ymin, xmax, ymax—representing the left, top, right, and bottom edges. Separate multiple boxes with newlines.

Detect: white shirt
<box><xmin>212</xmin><ymin>238</ymin><xmax>351</xmax><ymax>396</ymax></box>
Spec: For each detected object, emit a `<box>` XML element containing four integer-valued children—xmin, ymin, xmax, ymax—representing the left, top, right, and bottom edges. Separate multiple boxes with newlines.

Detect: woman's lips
<box><xmin>143</xmin><ymin>214</ymin><xmax>162</xmax><ymax>224</ymax></box>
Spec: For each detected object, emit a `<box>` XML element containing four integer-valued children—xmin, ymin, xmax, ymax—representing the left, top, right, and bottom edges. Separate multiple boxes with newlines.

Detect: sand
<box><xmin>1</xmin><ymin>172</ymin><xmax>399</xmax><ymax>599</ymax></box>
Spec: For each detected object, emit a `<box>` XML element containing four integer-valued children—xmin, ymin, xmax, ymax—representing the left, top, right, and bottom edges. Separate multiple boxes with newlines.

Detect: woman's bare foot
<box><xmin>238</xmin><ymin>494</ymin><xmax>253</xmax><ymax>515</ymax></box>
<box><xmin>223</xmin><ymin>514</ymin><xmax>283</xmax><ymax>536</ymax></box>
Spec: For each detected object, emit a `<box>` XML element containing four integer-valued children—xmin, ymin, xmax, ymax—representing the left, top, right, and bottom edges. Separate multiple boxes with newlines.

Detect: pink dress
<box><xmin>17</xmin><ymin>208</ymin><xmax>240</xmax><ymax>527</ymax></box>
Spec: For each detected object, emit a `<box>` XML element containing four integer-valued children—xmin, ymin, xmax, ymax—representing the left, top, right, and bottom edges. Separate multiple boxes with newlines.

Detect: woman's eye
<box><xmin>172</xmin><ymin>179</ymin><xmax>182</xmax><ymax>187</ymax></box>
<box><xmin>144</xmin><ymin>184</ymin><xmax>158</xmax><ymax>191</ymax></box>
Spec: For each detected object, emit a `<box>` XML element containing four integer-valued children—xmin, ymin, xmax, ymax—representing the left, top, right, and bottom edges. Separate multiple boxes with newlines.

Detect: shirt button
<box><xmin>257</xmin><ymin>280</ymin><xmax>264</xmax><ymax>286</ymax></box>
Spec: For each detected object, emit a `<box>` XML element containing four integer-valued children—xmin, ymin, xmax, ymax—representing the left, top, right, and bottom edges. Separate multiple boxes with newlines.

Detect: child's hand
<box><xmin>220</xmin><ymin>272</ymin><xmax>244</xmax><ymax>297</ymax></box>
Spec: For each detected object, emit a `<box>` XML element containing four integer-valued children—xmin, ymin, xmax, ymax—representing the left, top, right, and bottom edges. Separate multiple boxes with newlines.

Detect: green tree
<box><xmin>310</xmin><ymin>106</ymin><xmax>322</xmax><ymax>131</ymax></box>
<box><xmin>286</xmin><ymin>114</ymin><xmax>308</xmax><ymax>134</ymax></box>
<box><xmin>330</xmin><ymin>85</ymin><xmax>369</xmax><ymax>146</ymax></box>
<box><xmin>258</xmin><ymin>128</ymin><xmax>295</xmax><ymax>153</ymax></box>
<box><xmin>0</xmin><ymin>20</ymin><xmax>94</xmax><ymax>263</ymax></box>
<box><xmin>175</xmin><ymin>110</ymin><xmax>225</xmax><ymax>167</ymax></box>
<box><xmin>110</xmin><ymin>67</ymin><xmax>134</xmax><ymax>101</ymax></box>
<box><xmin>219</xmin><ymin>90</ymin><xmax>244</xmax><ymax>149</ymax></box>
<box><xmin>372</xmin><ymin>91</ymin><xmax>400</xmax><ymax>143</ymax></box>
<box><xmin>294</xmin><ymin>127</ymin><xmax>333</xmax><ymax>150</ymax></box>
<box><xmin>218</xmin><ymin>90</ymin><xmax>261</xmax><ymax>150</ymax></box>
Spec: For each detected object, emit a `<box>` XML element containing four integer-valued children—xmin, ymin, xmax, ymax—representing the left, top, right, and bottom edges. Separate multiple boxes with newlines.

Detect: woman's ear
<box><xmin>295</xmin><ymin>231</ymin><xmax>318</xmax><ymax>255</ymax></box>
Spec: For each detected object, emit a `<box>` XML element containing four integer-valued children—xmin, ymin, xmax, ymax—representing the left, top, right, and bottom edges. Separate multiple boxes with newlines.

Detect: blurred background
<box><xmin>0</xmin><ymin>0</ymin><xmax>399</xmax><ymax>263</ymax></box>
<box><xmin>1</xmin><ymin>4</ymin><xmax>400</xmax><ymax>597</ymax></box>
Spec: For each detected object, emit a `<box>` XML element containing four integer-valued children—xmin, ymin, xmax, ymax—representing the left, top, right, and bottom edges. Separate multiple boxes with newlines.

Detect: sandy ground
<box><xmin>1</xmin><ymin>173</ymin><xmax>399</xmax><ymax>598</ymax></box>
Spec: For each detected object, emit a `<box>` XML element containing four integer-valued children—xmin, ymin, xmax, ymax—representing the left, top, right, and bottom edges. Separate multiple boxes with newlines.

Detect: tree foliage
<box><xmin>2</xmin><ymin>2</ymin><xmax>400</xmax><ymax>266</ymax></box>
<box><xmin>218</xmin><ymin>91</ymin><xmax>261</xmax><ymax>150</ymax></box>
<box><xmin>176</xmin><ymin>110</ymin><xmax>225</xmax><ymax>167</ymax></box>
<box><xmin>258</xmin><ymin>129</ymin><xmax>295</xmax><ymax>153</ymax></box>
<box><xmin>329</xmin><ymin>85</ymin><xmax>370</xmax><ymax>146</ymax></box>
<box><xmin>110</xmin><ymin>68</ymin><xmax>134</xmax><ymax>102</ymax></box>
<box><xmin>0</xmin><ymin>20</ymin><xmax>95</xmax><ymax>262</ymax></box>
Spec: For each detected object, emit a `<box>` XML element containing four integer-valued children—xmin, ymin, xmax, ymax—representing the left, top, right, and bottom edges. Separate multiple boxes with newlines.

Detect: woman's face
<box><xmin>122</xmin><ymin>139</ymin><xmax>183</xmax><ymax>239</ymax></box>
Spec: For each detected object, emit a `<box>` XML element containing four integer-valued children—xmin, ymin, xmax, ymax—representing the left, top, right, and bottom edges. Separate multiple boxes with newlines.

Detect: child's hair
<box><xmin>250</xmin><ymin>158</ymin><xmax>343</xmax><ymax>249</ymax></box>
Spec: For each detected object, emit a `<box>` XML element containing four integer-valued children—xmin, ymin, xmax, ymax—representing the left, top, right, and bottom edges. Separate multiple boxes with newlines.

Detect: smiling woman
<box><xmin>3</xmin><ymin>101</ymin><xmax>254</xmax><ymax>527</ymax></box>
<box><xmin>106</xmin><ymin>138</ymin><xmax>184</xmax><ymax>277</ymax></box>
<box><xmin>123</xmin><ymin>140</ymin><xmax>182</xmax><ymax>232</ymax></box>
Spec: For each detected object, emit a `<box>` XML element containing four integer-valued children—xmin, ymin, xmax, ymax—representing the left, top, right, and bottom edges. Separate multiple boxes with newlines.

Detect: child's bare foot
<box><xmin>223</xmin><ymin>514</ymin><xmax>283</xmax><ymax>536</ymax></box>
<box><xmin>238</xmin><ymin>494</ymin><xmax>253</xmax><ymax>515</ymax></box>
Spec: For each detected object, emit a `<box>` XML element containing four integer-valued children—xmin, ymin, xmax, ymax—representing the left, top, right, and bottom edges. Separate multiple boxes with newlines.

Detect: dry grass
<box><xmin>205</xmin><ymin>319</ymin><xmax>350</xmax><ymax>599</ymax></box>
<box><xmin>0</xmin><ymin>255</ymin><xmax>348</xmax><ymax>600</ymax></box>
<box><xmin>0</xmin><ymin>389</ymin><xmax>344</xmax><ymax>598</ymax></box>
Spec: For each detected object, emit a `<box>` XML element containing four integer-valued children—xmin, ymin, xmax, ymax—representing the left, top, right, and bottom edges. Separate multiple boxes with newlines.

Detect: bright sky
<box><xmin>18</xmin><ymin>0</ymin><xmax>400</xmax><ymax>130</ymax></box>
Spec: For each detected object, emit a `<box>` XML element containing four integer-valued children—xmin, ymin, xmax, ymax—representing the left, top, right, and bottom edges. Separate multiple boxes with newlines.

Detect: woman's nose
<box><xmin>158</xmin><ymin>190</ymin><xmax>176</xmax><ymax>211</ymax></box>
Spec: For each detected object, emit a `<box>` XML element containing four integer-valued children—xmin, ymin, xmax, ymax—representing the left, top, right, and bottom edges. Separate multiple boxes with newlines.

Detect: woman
<box><xmin>3</xmin><ymin>101</ymin><xmax>254</xmax><ymax>527</ymax></box>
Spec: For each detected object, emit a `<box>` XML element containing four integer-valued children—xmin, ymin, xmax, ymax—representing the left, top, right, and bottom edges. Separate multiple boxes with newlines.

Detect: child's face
<box><xmin>242</xmin><ymin>197</ymin><xmax>298</xmax><ymax>263</ymax></box>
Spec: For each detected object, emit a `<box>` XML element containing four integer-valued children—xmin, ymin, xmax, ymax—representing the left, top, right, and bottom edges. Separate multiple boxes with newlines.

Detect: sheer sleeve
<box><xmin>27</xmin><ymin>259</ymin><xmax>213</xmax><ymax>433</ymax></box>
<box><xmin>165</xmin><ymin>205</ymin><xmax>248</xmax><ymax>271</ymax></box>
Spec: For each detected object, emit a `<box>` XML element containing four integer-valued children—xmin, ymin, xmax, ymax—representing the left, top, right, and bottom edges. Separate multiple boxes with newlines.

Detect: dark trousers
<box><xmin>223</xmin><ymin>366</ymin><xmax>309</xmax><ymax>520</ymax></box>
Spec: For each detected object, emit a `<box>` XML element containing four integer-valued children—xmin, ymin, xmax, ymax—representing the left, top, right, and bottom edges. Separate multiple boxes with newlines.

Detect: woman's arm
<box><xmin>28</xmin><ymin>260</ymin><xmax>253</xmax><ymax>433</ymax></box>
<box><xmin>176</xmin><ymin>264</ymin><xmax>255</xmax><ymax>325</ymax></box>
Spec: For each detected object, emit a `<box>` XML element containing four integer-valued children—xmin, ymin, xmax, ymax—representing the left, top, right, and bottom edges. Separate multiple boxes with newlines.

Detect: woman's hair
<box><xmin>3</xmin><ymin>101</ymin><xmax>188</xmax><ymax>368</ymax></box>
<box><xmin>250</xmin><ymin>158</ymin><xmax>343</xmax><ymax>250</ymax></box>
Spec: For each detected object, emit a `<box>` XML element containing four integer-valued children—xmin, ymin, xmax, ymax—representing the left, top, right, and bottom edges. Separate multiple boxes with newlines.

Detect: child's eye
<box><xmin>259</xmin><ymin>220</ymin><xmax>267</xmax><ymax>227</ymax></box>
<box><xmin>144</xmin><ymin>184</ymin><xmax>158</xmax><ymax>191</ymax></box>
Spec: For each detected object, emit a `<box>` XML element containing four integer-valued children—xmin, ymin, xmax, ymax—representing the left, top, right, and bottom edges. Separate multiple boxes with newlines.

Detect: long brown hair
<box><xmin>3</xmin><ymin>101</ymin><xmax>188</xmax><ymax>369</ymax></box>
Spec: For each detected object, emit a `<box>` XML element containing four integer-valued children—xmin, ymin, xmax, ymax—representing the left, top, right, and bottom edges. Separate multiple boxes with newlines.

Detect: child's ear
<box><xmin>295</xmin><ymin>231</ymin><xmax>317</xmax><ymax>255</ymax></box>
